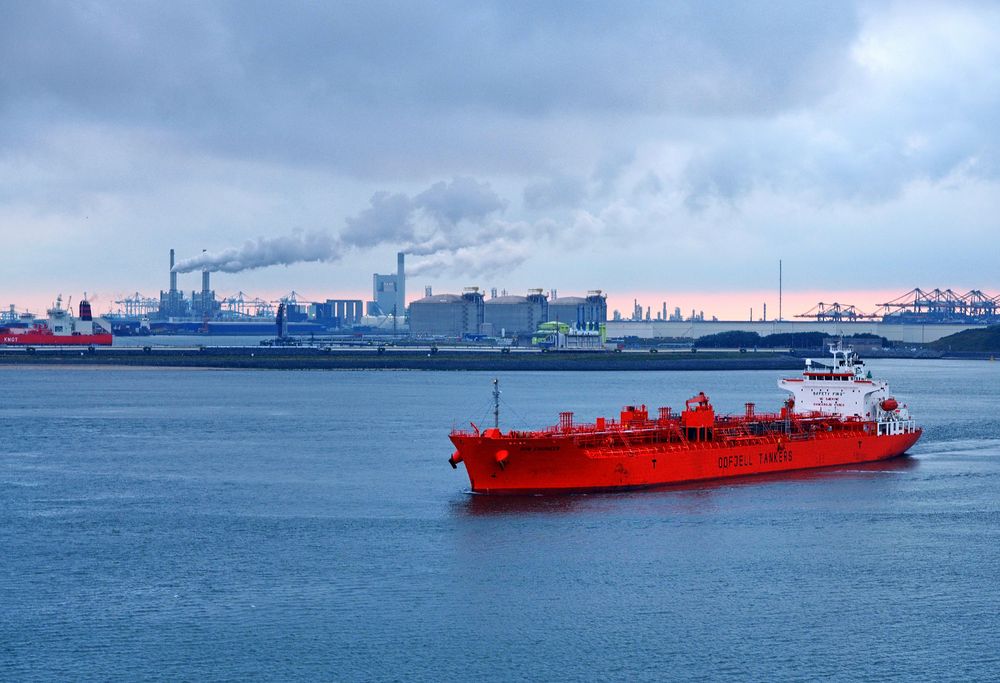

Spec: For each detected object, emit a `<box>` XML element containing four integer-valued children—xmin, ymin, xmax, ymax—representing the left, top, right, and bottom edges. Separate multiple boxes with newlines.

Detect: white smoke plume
<box><xmin>171</xmin><ymin>177</ymin><xmax>553</xmax><ymax>277</ymax></box>
<box><xmin>341</xmin><ymin>176</ymin><xmax>507</xmax><ymax>251</ymax></box>
<box><xmin>340</xmin><ymin>176</ymin><xmax>541</xmax><ymax>277</ymax></box>
<box><xmin>406</xmin><ymin>239</ymin><xmax>532</xmax><ymax>277</ymax></box>
<box><xmin>172</xmin><ymin>230</ymin><xmax>341</xmax><ymax>273</ymax></box>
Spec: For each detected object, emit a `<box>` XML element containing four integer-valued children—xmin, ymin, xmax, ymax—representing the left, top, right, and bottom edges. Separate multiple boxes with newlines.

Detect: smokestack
<box><xmin>396</xmin><ymin>251</ymin><xmax>405</xmax><ymax>317</ymax></box>
<box><xmin>169</xmin><ymin>249</ymin><xmax>177</xmax><ymax>292</ymax></box>
<box><xmin>201</xmin><ymin>249</ymin><xmax>210</xmax><ymax>295</ymax></box>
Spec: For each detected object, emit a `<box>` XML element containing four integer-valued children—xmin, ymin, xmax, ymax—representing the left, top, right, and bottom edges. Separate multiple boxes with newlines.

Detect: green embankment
<box><xmin>928</xmin><ymin>325</ymin><xmax>1000</xmax><ymax>353</ymax></box>
<box><xmin>692</xmin><ymin>330</ymin><xmax>888</xmax><ymax>349</ymax></box>
<box><xmin>0</xmin><ymin>347</ymin><xmax>803</xmax><ymax>371</ymax></box>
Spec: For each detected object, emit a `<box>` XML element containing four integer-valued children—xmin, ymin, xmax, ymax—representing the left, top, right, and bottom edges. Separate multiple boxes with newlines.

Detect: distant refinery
<box><xmin>4</xmin><ymin>246</ymin><xmax>1000</xmax><ymax>342</ymax></box>
<box><xmin>55</xmin><ymin>248</ymin><xmax>610</xmax><ymax>339</ymax></box>
<box><xmin>613</xmin><ymin>301</ymin><xmax>712</xmax><ymax>323</ymax></box>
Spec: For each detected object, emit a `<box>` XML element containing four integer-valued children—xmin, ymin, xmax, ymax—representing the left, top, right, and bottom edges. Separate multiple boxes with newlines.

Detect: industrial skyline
<box><xmin>7</xmin><ymin>245</ymin><xmax>998</xmax><ymax>334</ymax></box>
<box><xmin>7</xmin><ymin>245</ymin><xmax>1000</xmax><ymax>326</ymax></box>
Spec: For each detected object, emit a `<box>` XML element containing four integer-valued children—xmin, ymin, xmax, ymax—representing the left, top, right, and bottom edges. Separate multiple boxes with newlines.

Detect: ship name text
<box><xmin>717</xmin><ymin>449</ymin><xmax>793</xmax><ymax>470</ymax></box>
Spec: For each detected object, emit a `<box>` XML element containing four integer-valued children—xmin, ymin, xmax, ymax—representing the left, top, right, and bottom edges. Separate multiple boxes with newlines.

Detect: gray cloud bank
<box><xmin>4</xmin><ymin>1</ymin><xmax>994</xmax><ymax>207</ymax></box>
<box><xmin>0</xmin><ymin>2</ymin><xmax>858</xmax><ymax>175</ymax></box>
<box><xmin>4</xmin><ymin>1</ymin><xmax>1000</xmax><ymax>295</ymax></box>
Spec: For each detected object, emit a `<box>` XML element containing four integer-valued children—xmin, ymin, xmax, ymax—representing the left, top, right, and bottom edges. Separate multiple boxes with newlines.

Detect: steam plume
<box><xmin>341</xmin><ymin>176</ymin><xmax>529</xmax><ymax>276</ymax></box>
<box><xmin>172</xmin><ymin>230</ymin><xmax>341</xmax><ymax>273</ymax></box>
<box><xmin>407</xmin><ymin>240</ymin><xmax>531</xmax><ymax>277</ymax></box>
<box><xmin>171</xmin><ymin>176</ymin><xmax>564</xmax><ymax>278</ymax></box>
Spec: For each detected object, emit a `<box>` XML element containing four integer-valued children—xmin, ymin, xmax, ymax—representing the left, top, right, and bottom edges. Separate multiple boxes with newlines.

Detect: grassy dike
<box><xmin>0</xmin><ymin>347</ymin><xmax>803</xmax><ymax>371</ymax></box>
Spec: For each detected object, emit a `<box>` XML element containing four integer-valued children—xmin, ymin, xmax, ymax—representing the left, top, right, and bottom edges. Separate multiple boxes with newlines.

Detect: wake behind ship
<box><xmin>448</xmin><ymin>346</ymin><xmax>921</xmax><ymax>494</ymax></box>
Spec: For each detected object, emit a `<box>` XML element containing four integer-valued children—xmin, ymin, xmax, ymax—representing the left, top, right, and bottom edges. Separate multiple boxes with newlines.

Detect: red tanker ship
<box><xmin>449</xmin><ymin>346</ymin><xmax>921</xmax><ymax>494</ymax></box>
<box><xmin>1</xmin><ymin>296</ymin><xmax>112</xmax><ymax>347</ymax></box>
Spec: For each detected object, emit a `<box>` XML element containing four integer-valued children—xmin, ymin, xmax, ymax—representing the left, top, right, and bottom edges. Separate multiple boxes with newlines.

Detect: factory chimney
<box><xmin>169</xmin><ymin>249</ymin><xmax>177</xmax><ymax>293</ymax></box>
<box><xmin>396</xmin><ymin>251</ymin><xmax>405</xmax><ymax>318</ymax></box>
<box><xmin>201</xmin><ymin>249</ymin><xmax>210</xmax><ymax>296</ymax></box>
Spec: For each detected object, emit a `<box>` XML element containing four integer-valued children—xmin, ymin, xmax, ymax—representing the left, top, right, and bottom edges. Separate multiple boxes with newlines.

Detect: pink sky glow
<box><xmin>5</xmin><ymin>287</ymin><xmax>916</xmax><ymax>324</ymax></box>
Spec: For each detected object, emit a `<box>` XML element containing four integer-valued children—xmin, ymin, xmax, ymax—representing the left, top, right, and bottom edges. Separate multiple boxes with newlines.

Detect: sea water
<box><xmin>2</xmin><ymin>360</ymin><xmax>999</xmax><ymax>680</ymax></box>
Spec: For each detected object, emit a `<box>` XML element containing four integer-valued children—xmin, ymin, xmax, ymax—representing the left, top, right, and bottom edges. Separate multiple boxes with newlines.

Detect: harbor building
<box><xmin>369</xmin><ymin>252</ymin><xmax>406</xmax><ymax>317</ymax></box>
<box><xmin>313</xmin><ymin>299</ymin><xmax>365</xmax><ymax>327</ymax></box>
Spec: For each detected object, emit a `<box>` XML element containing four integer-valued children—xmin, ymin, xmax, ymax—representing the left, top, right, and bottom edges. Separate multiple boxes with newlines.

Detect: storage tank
<box><xmin>408</xmin><ymin>289</ymin><xmax>485</xmax><ymax>337</ymax></box>
<box><xmin>483</xmin><ymin>291</ymin><xmax>548</xmax><ymax>338</ymax></box>
<box><xmin>548</xmin><ymin>290</ymin><xmax>607</xmax><ymax>328</ymax></box>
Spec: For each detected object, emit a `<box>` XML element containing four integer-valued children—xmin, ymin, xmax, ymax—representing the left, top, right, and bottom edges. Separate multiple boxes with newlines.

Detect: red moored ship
<box><xmin>1</xmin><ymin>295</ymin><xmax>113</xmax><ymax>347</ymax></box>
<box><xmin>449</xmin><ymin>346</ymin><xmax>921</xmax><ymax>494</ymax></box>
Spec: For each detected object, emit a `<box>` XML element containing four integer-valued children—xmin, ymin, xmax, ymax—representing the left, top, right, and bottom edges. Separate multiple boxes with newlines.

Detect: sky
<box><xmin>2</xmin><ymin>0</ymin><xmax>999</xmax><ymax>320</ymax></box>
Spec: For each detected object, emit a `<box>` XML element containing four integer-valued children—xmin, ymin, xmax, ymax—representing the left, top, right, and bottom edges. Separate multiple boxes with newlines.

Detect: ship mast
<box><xmin>493</xmin><ymin>378</ymin><xmax>500</xmax><ymax>430</ymax></box>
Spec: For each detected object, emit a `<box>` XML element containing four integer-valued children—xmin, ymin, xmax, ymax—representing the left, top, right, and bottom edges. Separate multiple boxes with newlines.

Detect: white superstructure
<box><xmin>779</xmin><ymin>345</ymin><xmax>915</xmax><ymax>435</ymax></box>
<box><xmin>44</xmin><ymin>295</ymin><xmax>110</xmax><ymax>336</ymax></box>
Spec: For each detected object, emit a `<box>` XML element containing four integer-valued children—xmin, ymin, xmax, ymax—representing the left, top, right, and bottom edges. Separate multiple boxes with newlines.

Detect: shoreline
<box><xmin>0</xmin><ymin>347</ymin><xmax>806</xmax><ymax>371</ymax></box>
<box><xmin>0</xmin><ymin>347</ymin><xmax>988</xmax><ymax>370</ymax></box>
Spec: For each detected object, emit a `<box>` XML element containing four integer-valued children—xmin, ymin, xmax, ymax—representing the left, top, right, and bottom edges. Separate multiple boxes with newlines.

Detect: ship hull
<box><xmin>1</xmin><ymin>333</ymin><xmax>113</xmax><ymax>346</ymax></box>
<box><xmin>451</xmin><ymin>429</ymin><xmax>922</xmax><ymax>495</ymax></box>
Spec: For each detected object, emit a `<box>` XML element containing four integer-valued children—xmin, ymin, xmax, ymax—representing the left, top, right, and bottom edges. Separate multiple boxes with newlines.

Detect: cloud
<box><xmin>0</xmin><ymin>1</ymin><xmax>860</xmax><ymax>174</ymax></box>
<box><xmin>4</xmin><ymin>1</ymin><xmax>1000</xmax><ymax>305</ymax></box>
<box><xmin>523</xmin><ymin>175</ymin><xmax>588</xmax><ymax>211</ymax></box>
<box><xmin>338</xmin><ymin>191</ymin><xmax>414</xmax><ymax>249</ymax></box>
<box><xmin>676</xmin><ymin>2</ymin><xmax>1000</xmax><ymax>208</ymax></box>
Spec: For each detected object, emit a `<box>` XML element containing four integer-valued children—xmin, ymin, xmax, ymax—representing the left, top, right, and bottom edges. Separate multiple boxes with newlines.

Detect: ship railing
<box><xmin>876</xmin><ymin>418</ymin><xmax>918</xmax><ymax>436</ymax></box>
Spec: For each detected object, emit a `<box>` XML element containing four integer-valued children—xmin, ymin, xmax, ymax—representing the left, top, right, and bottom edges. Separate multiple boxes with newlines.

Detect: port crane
<box><xmin>795</xmin><ymin>302</ymin><xmax>878</xmax><ymax>322</ymax></box>
<box><xmin>877</xmin><ymin>288</ymin><xmax>1000</xmax><ymax>322</ymax></box>
<box><xmin>219</xmin><ymin>291</ymin><xmax>275</xmax><ymax>319</ymax></box>
<box><xmin>114</xmin><ymin>292</ymin><xmax>160</xmax><ymax>317</ymax></box>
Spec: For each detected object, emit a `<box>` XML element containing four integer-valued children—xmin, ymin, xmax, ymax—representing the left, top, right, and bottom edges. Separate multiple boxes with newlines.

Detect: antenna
<box><xmin>493</xmin><ymin>378</ymin><xmax>501</xmax><ymax>430</ymax></box>
<box><xmin>779</xmin><ymin>259</ymin><xmax>783</xmax><ymax>322</ymax></box>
